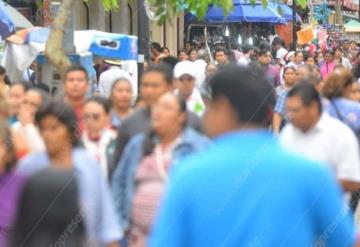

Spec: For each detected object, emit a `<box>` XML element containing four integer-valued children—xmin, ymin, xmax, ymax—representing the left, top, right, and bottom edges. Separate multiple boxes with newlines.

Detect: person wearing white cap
<box><xmin>98</xmin><ymin>60</ymin><xmax>134</xmax><ymax>99</ymax></box>
<box><xmin>174</xmin><ymin>61</ymin><xmax>206</xmax><ymax>117</ymax></box>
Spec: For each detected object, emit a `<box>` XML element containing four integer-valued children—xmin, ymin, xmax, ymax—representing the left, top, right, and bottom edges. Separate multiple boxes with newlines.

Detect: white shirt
<box><xmin>237</xmin><ymin>54</ymin><xmax>251</xmax><ymax>67</ymax></box>
<box><xmin>12</xmin><ymin>122</ymin><xmax>45</xmax><ymax>154</ymax></box>
<box><xmin>280</xmin><ymin>114</ymin><xmax>360</xmax><ymax>183</ymax></box>
<box><xmin>98</xmin><ymin>66</ymin><xmax>133</xmax><ymax>98</ymax></box>
<box><xmin>82</xmin><ymin>128</ymin><xmax>117</xmax><ymax>179</ymax></box>
<box><xmin>186</xmin><ymin>88</ymin><xmax>206</xmax><ymax>117</ymax></box>
<box><xmin>276</xmin><ymin>47</ymin><xmax>288</xmax><ymax>65</ymax></box>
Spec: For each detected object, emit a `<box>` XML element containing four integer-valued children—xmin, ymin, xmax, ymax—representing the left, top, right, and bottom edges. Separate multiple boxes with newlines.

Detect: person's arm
<box><xmin>335</xmin><ymin>127</ymin><xmax>360</xmax><ymax>192</ymax></box>
<box><xmin>272</xmin><ymin>112</ymin><xmax>283</xmax><ymax>135</ymax></box>
<box><xmin>97</xmin><ymin>159</ymin><xmax>124</xmax><ymax>245</ymax></box>
<box><xmin>340</xmin><ymin>180</ymin><xmax>360</xmax><ymax>192</ymax></box>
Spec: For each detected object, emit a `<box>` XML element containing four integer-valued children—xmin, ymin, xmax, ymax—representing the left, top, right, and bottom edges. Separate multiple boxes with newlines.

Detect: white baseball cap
<box><xmin>174</xmin><ymin>61</ymin><xmax>197</xmax><ymax>79</ymax></box>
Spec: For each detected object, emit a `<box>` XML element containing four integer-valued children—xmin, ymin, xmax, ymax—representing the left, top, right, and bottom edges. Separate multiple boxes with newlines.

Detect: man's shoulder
<box><xmin>321</xmin><ymin>114</ymin><xmax>358</xmax><ymax>139</ymax></box>
<box><xmin>120</xmin><ymin>108</ymin><xmax>150</xmax><ymax>132</ymax></box>
<box><xmin>17</xmin><ymin>152</ymin><xmax>48</xmax><ymax>175</ymax></box>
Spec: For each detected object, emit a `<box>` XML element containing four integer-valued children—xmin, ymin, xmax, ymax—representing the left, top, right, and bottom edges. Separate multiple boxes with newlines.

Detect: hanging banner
<box><xmin>276</xmin><ymin>22</ymin><xmax>293</xmax><ymax>46</ymax></box>
<box><xmin>297</xmin><ymin>26</ymin><xmax>314</xmax><ymax>45</ymax></box>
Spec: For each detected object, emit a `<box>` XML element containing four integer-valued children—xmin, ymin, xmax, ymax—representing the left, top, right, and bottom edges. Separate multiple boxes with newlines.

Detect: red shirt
<box><xmin>73</xmin><ymin>104</ymin><xmax>84</xmax><ymax>136</ymax></box>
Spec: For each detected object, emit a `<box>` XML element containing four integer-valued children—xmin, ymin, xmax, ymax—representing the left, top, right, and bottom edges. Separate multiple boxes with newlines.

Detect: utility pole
<box><xmin>137</xmin><ymin>0</ymin><xmax>150</xmax><ymax>88</ymax></box>
<box><xmin>292</xmin><ymin>1</ymin><xmax>297</xmax><ymax>50</ymax></box>
<box><xmin>43</xmin><ymin>0</ymin><xmax>52</xmax><ymax>26</ymax></box>
<box><xmin>335</xmin><ymin>0</ymin><xmax>343</xmax><ymax>26</ymax></box>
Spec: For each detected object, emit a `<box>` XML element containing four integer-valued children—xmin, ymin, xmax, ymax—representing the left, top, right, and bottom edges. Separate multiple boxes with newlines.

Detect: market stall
<box><xmin>185</xmin><ymin>0</ymin><xmax>301</xmax><ymax>51</ymax></box>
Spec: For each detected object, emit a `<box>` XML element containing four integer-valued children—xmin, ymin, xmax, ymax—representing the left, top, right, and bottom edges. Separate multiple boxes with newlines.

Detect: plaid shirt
<box><xmin>274</xmin><ymin>90</ymin><xmax>288</xmax><ymax>118</ymax></box>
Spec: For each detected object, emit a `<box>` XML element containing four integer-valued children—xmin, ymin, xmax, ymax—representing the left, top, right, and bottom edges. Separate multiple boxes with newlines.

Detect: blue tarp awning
<box><xmin>185</xmin><ymin>0</ymin><xmax>301</xmax><ymax>24</ymax></box>
<box><xmin>0</xmin><ymin>0</ymin><xmax>15</xmax><ymax>39</ymax></box>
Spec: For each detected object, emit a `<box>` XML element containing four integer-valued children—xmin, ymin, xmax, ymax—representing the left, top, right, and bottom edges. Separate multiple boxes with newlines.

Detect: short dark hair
<box><xmin>10</xmin><ymin>168</ymin><xmax>85</xmax><ymax>247</ymax></box>
<box><xmin>35</xmin><ymin>99</ymin><xmax>79</xmax><ymax>147</ymax></box>
<box><xmin>272</xmin><ymin>37</ymin><xmax>284</xmax><ymax>47</ymax></box>
<box><xmin>287</xmin><ymin>82</ymin><xmax>322</xmax><ymax>113</ymax></box>
<box><xmin>0</xmin><ymin>65</ymin><xmax>9</xmax><ymax>85</ymax></box>
<box><xmin>209</xmin><ymin>66</ymin><xmax>275</xmax><ymax>126</ymax></box>
<box><xmin>178</xmin><ymin>49</ymin><xmax>187</xmax><ymax>55</ymax></box>
<box><xmin>11</xmin><ymin>82</ymin><xmax>30</xmax><ymax>92</ymax></box>
<box><xmin>258</xmin><ymin>49</ymin><xmax>270</xmax><ymax>57</ymax></box>
<box><xmin>144</xmin><ymin>64</ymin><xmax>173</xmax><ymax>85</ymax></box>
<box><xmin>160</xmin><ymin>56</ymin><xmax>179</xmax><ymax>71</ymax></box>
<box><xmin>325</xmin><ymin>48</ymin><xmax>335</xmax><ymax>56</ymax></box>
<box><xmin>161</xmin><ymin>46</ymin><xmax>169</xmax><ymax>53</ymax></box>
<box><xmin>215</xmin><ymin>46</ymin><xmax>228</xmax><ymax>56</ymax></box>
<box><xmin>64</xmin><ymin>65</ymin><xmax>88</xmax><ymax>82</ymax></box>
<box><xmin>188</xmin><ymin>48</ymin><xmax>197</xmax><ymax>55</ymax></box>
<box><xmin>242</xmin><ymin>44</ymin><xmax>253</xmax><ymax>54</ymax></box>
<box><xmin>85</xmin><ymin>96</ymin><xmax>111</xmax><ymax>114</ymax></box>
<box><xmin>151</xmin><ymin>42</ymin><xmax>161</xmax><ymax>52</ymax></box>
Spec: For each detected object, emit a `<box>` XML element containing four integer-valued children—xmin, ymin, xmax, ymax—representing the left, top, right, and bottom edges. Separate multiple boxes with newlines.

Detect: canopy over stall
<box><xmin>185</xmin><ymin>0</ymin><xmax>301</xmax><ymax>24</ymax></box>
<box><xmin>344</xmin><ymin>20</ymin><xmax>360</xmax><ymax>33</ymax></box>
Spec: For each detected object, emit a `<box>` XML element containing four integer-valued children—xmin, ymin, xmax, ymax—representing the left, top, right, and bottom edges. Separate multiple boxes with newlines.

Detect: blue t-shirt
<box><xmin>149</xmin><ymin>130</ymin><xmax>355</xmax><ymax>247</ymax></box>
<box><xmin>326</xmin><ymin>98</ymin><xmax>360</xmax><ymax>139</ymax></box>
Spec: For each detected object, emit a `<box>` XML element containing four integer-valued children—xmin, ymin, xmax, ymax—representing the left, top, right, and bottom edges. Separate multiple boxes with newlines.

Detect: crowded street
<box><xmin>2</xmin><ymin>0</ymin><xmax>360</xmax><ymax>246</ymax></box>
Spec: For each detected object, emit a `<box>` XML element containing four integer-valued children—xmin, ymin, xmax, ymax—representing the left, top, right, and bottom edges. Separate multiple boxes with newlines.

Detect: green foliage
<box><xmin>85</xmin><ymin>0</ymin><xmax>119</xmax><ymax>11</ymax></box>
<box><xmin>146</xmin><ymin>0</ymin><xmax>233</xmax><ymax>24</ymax></box>
<box><xmin>296</xmin><ymin>0</ymin><xmax>308</xmax><ymax>9</ymax></box>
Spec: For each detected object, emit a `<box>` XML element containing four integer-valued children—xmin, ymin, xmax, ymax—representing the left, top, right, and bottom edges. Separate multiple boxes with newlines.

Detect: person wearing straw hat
<box><xmin>98</xmin><ymin>59</ymin><xmax>133</xmax><ymax>99</ymax></box>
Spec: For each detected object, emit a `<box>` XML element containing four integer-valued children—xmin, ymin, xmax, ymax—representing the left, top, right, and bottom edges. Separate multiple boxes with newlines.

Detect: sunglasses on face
<box><xmin>83</xmin><ymin>113</ymin><xmax>101</xmax><ymax>121</ymax></box>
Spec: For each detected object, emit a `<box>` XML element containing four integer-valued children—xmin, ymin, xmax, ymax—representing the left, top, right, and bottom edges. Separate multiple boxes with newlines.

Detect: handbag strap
<box><xmin>331</xmin><ymin>100</ymin><xmax>344</xmax><ymax>122</ymax></box>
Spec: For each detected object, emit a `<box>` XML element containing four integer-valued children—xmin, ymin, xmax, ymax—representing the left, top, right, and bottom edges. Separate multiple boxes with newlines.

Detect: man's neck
<box><xmin>50</xmin><ymin>148</ymin><xmax>73</xmax><ymax>170</ymax></box>
<box><xmin>65</xmin><ymin>97</ymin><xmax>84</xmax><ymax>108</ymax></box>
<box><xmin>301</xmin><ymin>115</ymin><xmax>321</xmax><ymax>133</ymax></box>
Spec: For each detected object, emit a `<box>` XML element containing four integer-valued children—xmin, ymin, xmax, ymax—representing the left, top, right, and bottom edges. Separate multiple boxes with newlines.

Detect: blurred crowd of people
<box><xmin>1</xmin><ymin>36</ymin><xmax>360</xmax><ymax>247</ymax></box>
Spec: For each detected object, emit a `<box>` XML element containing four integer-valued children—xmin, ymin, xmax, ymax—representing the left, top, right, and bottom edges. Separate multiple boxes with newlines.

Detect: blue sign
<box><xmin>89</xmin><ymin>34</ymin><xmax>138</xmax><ymax>60</ymax></box>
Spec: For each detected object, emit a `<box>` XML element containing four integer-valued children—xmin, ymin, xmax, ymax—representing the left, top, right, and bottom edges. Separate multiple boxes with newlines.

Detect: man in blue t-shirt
<box><xmin>149</xmin><ymin>66</ymin><xmax>356</xmax><ymax>247</ymax></box>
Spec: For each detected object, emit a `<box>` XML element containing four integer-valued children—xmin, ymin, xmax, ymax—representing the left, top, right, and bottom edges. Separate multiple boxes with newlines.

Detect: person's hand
<box><xmin>18</xmin><ymin>105</ymin><xmax>34</xmax><ymax>126</ymax></box>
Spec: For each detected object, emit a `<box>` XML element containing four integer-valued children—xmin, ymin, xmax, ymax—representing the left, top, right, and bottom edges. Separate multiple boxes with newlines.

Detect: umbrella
<box><xmin>0</xmin><ymin>0</ymin><xmax>33</xmax><ymax>28</ymax></box>
<box><xmin>0</xmin><ymin>0</ymin><xmax>16</xmax><ymax>39</ymax></box>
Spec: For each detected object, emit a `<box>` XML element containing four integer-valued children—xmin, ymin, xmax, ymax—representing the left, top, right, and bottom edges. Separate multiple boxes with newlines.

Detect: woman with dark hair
<box><xmin>320</xmin><ymin>49</ymin><xmax>335</xmax><ymax>79</ymax></box>
<box><xmin>0</xmin><ymin>119</ymin><xmax>25</xmax><ymax>247</ymax></box>
<box><xmin>110</xmin><ymin>78</ymin><xmax>133</xmax><ymax>129</ymax></box>
<box><xmin>323</xmin><ymin>68</ymin><xmax>360</xmax><ymax>140</ymax></box>
<box><xmin>11</xmin><ymin>89</ymin><xmax>49</xmax><ymax>155</ymax></box>
<box><xmin>161</xmin><ymin>47</ymin><xmax>170</xmax><ymax>57</ymax></box>
<box><xmin>188</xmin><ymin>48</ymin><xmax>198</xmax><ymax>62</ymax></box>
<box><xmin>9</xmin><ymin>83</ymin><xmax>29</xmax><ymax>126</ymax></box>
<box><xmin>0</xmin><ymin>66</ymin><xmax>10</xmax><ymax>96</ymax></box>
<box><xmin>315</xmin><ymin>50</ymin><xmax>324</xmax><ymax>67</ymax></box>
<box><xmin>111</xmin><ymin>93</ymin><xmax>209</xmax><ymax>246</ymax></box>
<box><xmin>10</xmin><ymin>168</ymin><xmax>86</xmax><ymax>247</ymax></box>
<box><xmin>272</xmin><ymin>66</ymin><xmax>298</xmax><ymax>134</ymax></box>
<box><xmin>82</xmin><ymin>96</ymin><xmax>117</xmax><ymax>179</ymax></box>
<box><xmin>287</xmin><ymin>51</ymin><xmax>304</xmax><ymax>69</ymax></box>
<box><xmin>16</xmin><ymin>99</ymin><xmax>122</xmax><ymax>247</ymax></box>
<box><xmin>334</xmin><ymin>47</ymin><xmax>352</xmax><ymax>70</ymax></box>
